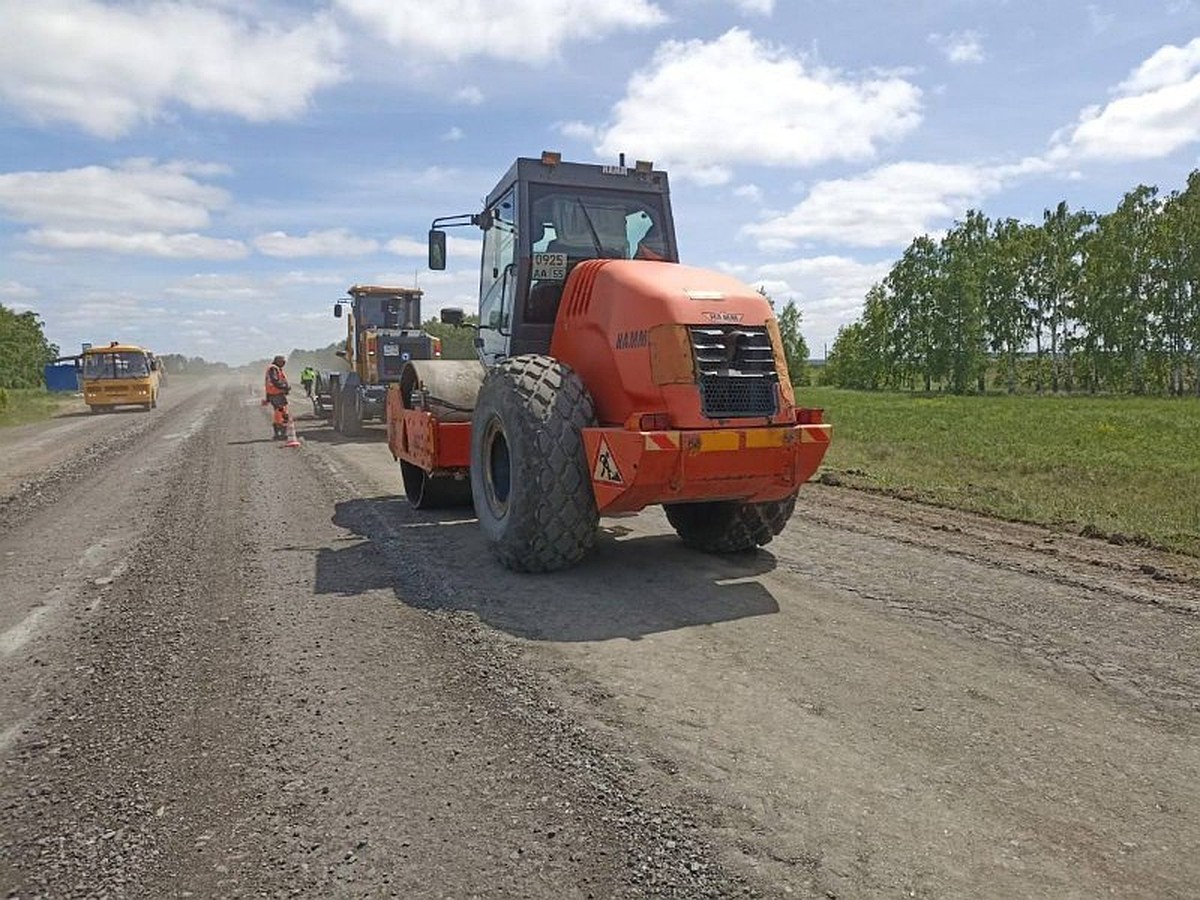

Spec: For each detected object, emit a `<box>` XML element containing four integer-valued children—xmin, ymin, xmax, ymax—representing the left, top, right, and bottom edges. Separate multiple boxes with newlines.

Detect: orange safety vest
<box><xmin>265</xmin><ymin>364</ymin><xmax>289</xmax><ymax>396</ymax></box>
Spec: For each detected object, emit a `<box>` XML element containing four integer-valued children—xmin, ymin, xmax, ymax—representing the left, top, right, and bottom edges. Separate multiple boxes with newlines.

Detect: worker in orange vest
<box><xmin>265</xmin><ymin>354</ymin><xmax>291</xmax><ymax>440</ymax></box>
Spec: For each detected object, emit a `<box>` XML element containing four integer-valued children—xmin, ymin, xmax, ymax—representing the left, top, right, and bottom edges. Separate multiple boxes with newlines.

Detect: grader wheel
<box><xmin>340</xmin><ymin>376</ymin><xmax>363</xmax><ymax>436</ymax></box>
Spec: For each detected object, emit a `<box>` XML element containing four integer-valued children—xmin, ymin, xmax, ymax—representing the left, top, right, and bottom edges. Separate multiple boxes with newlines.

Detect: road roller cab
<box><xmin>388</xmin><ymin>153</ymin><xmax>831</xmax><ymax>572</ymax></box>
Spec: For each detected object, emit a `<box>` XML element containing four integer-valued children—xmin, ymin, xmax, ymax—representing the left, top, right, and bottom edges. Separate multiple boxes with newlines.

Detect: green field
<box><xmin>0</xmin><ymin>388</ymin><xmax>81</xmax><ymax>427</ymax></box>
<box><xmin>801</xmin><ymin>386</ymin><xmax>1200</xmax><ymax>557</ymax></box>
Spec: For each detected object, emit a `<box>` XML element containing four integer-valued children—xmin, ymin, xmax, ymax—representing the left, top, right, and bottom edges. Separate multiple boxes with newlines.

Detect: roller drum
<box><xmin>398</xmin><ymin>359</ymin><xmax>484</xmax><ymax>423</ymax></box>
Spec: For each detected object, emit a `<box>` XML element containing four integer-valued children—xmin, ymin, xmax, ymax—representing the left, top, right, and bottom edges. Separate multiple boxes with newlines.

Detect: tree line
<box><xmin>823</xmin><ymin>170</ymin><xmax>1200</xmax><ymax>396</ymax></box>
<box><xmin>0</xmin><ymin>304</ymin><xmax>58</xmax><ymax>390</ymax></box>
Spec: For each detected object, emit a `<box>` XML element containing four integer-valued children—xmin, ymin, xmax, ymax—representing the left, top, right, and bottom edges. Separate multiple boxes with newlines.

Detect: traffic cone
<box><xmin>282</xmin><ymin>415</ymin><xmax>301</xmax><ymax>448</ymax></box>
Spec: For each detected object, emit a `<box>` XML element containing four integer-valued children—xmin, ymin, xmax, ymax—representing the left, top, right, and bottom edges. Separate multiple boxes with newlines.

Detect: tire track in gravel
<box><xmin>782</xmin><ymin>486</ymin><xmax>1200</xmax><ymax>714</ymax></box>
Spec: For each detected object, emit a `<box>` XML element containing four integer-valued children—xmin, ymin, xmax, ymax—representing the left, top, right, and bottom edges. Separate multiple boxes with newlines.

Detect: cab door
<box><xmin>476</xmin><ymin>186</ymin><xmax>517</xmax><ymax>363</ymax></box>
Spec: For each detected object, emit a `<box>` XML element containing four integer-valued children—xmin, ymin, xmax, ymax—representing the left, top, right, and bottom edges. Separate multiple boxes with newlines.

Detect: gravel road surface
<box><xmin>2</xmin><ymin>379</ymin><xmax>1197</xmax><ymax>898</ymax></box>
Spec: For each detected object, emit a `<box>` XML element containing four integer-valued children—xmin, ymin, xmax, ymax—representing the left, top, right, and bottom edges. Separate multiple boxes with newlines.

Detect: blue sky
<box><xmin>2</xmin><ymin>0</ymin><xmax>1199</xmax><ymax>364</ymax></box>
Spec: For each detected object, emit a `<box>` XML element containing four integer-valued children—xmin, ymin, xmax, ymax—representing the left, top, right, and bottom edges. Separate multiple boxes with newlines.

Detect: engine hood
<box><xmin>548</xmin><ymin>260</ymin><xmax>793</xmax><ymax>428</ymax></box>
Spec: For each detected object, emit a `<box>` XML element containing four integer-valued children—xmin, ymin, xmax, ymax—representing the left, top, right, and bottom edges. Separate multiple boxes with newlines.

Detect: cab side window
<box><xmin>478</xmin><ymin>188</ymin><xmax>517</xmax><ymax>358</ymax></box>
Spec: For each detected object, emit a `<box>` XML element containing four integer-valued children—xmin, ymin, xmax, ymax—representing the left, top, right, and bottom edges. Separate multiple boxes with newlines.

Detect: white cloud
<box><xmin>1116</xmin><ymin>36</ymin><xmax>1200</xmax><ymax>95</ymax></box>
<box><xmin>756</xmin><ymin>255</ymin><xmax>891</xmax><ymax>301</ymax></box>
<box><xmin>386</xmin><ymin>234</ymin><xmax>480</xmax><ymax>262</ymax></box>
<box><xmin>410</xmin><ymin>269</ymin><xmax>481</xmax><ymax>315</ymax></box>
<box><xmin>929</xmin><ymin>31</ymin><xmax>984</xmax><ymax>65</ymax></box>
<box><xmin>165</xmin><ymin>276</ymin><xmax>268</xmax><ymax>301</ymax></box>
<box><xmin>559</xmin><ymin>120</ymin><xmax>599</xmax><ymax>142</ymax></box>
<box><xmin>743</xmin><ymin>161</ymin><xmax>1015</xmax><ymax>249</ymax></box>
<box><xmin>253</xmin><ymin>228</ymin><xmax>379</xmax><ymax>258</ymax></box>
<box><xmin>1049</xmin><ymin>37</ymin><xmax>1200</xmax><ymax>162</ymax></box>
<box><xmin>0</xmin><ymin>159</ymin><xmax>230</xmax><ymax>232</ymax></box>
<box><xmin>64</xmin><ymin>295</ymin><xmax>151</xmax><ymax>328</ymax></box>
<box><xmin>0</xmin><ymin>281</ymin><xmax>38</xmax><ymax>300</ymax></box>
<box><xmin>277</xmin><ymin>271</ymin><xmax>347</xmax><ymax>287</ymax></box>
<box><xmin>166</xmin><ymin>272</ymin><xmax>339</xmax><ymax>301</ymax></box>
<box><xmin>0</xmin><ymin>158</ymin><xmax>250</xmax><ymax>260</ymax></box>
<box><xmin>0</xmin><ymin>0</ymin><xmax>344</xmax><ymax>138</ymax></box>
<box><xmin>753</xmin><ymin>255</ymin><xmax>893</xmax><ymax>353</ymax></box>
<box><xmin>733</xmin><ymin>0</ymin><xmax>774</xmax><ymax>13</ymax></box>
<box><xmin>442</xmin><ymin>126</ymin><xmax>465</xmax><ymax>142</ymax></box>
<box><xmin>454</xmin><ymin>86</ymin><xmax>485</xmax><ymax>105</ymax></box>
<box><xmin>26</xmin><ymin>229</ymin><xmax>248</xmax><ymax>260</ymax></box>
<box><xmin>588</xmin><ymin>29</ymin><xmax>922</xmax><ymax>184</ymax></box>
<box><xmin>385</xmin><ymin>237</ymin><xmax>428</xmax><ymax>257</ymax></box>
<box><xmin>336</xmin><ymin>0</ymin><xmax>666</xmax><ymax>63</ymax></box>
<box><xmin>733</xmin><ymin>184</ymin><xmax>763</xmax><ymax>203</ymax></box>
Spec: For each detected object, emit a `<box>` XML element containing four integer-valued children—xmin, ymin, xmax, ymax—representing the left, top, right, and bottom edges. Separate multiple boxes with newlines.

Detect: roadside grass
<box><xmin>0</xmin><ymin>388</ymin><xmax>82</xmax><ymax>428</ymax></box>
<box><xmin>802</xmin><ymin>386</ymin><xmax>1200</xmax><ymax>557</ymax></box>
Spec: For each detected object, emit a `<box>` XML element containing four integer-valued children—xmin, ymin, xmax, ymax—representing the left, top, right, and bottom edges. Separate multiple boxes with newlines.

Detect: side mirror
<box><xmin>428</xmin><ymin>229</ymin><xmax>447</xmax><ymax>270</ymax></box>
<box><xmin>333</xmin><ymin>302</ymin><xmax>343</xmax><ymax>318</ymax></box>
<box><xmin>440</xmin><ymin>307</ymin><xmax>465</xmax><ymax>327</ymax></box>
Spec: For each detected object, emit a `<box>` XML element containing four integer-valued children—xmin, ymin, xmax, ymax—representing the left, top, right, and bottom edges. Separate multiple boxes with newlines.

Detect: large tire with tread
<box><xmin>665</xmin><ymin>492</ymin><xmax>798</xmax><ymax>554</ymax></box>
<box><xmin>401</xmin><ymin>460</ymin><xmax>472</xmax><ymax>509</ymax></box>
<box><xmin>471</xmin><ymin>354</ymin><xmax>597</xmax><ymax>572</ymax></box>
<box><xmin>341</xmin><ymin>377</ymin><xmax>363</xmax><ymax>436</ymax></box>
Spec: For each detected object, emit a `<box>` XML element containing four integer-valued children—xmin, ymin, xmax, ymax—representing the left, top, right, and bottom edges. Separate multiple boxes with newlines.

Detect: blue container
<box><xmin>43</xmin><ymin>363</ymin><xmax>80</xmax><ymax>393</ymax></box>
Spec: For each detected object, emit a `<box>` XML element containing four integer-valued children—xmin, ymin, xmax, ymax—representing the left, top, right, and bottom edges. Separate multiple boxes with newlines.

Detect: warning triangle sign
<box><xmin>593</xmin><ymin>437</ymin><xmax>624</xmax><ymax>484</ymax></box>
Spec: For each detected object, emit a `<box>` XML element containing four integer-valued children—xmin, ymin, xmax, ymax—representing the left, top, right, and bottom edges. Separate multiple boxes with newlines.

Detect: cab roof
<box><xmin>486</xmin><ymin>156</ymin><xmax>671</xmax><ymax>208</ymax></box>
<box><xmin>347</xmin><ymin>284</ymin><xmax>423</xmax><ymax>297</ymax></box>
<box><xmin>82</xmin><ymin>343</ymin><xmax>150</xmax><ymax>355</ymax></box>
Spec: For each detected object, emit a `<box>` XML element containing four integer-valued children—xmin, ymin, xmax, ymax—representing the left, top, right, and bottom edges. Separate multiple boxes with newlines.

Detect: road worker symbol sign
<box><xmin>593</xmin><ymin>437</ymin><xmax>624</xmax><ymax>484</ymax></box>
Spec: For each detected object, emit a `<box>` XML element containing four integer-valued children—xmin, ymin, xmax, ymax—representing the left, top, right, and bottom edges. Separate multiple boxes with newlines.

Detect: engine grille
<box><xmin>377</xmin><ymin>334</ymin><xmax>437</xmax><ymax>380</ymax></box>
<box><xmin>379</xmin><ymin>349</ymin><xmax>404</xmax><ymax>379</ymax></box>
<box><xmin>688</xmin><ymin>325</ymin><xmax>779</xmax><ymax>419</ymax></box>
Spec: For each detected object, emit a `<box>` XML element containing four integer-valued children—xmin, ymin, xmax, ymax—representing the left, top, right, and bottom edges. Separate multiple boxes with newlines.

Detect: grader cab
<box><xmin>387</xmin><ymin>153</ymin><xmax>830</xmax><ymax>572</ymax></box>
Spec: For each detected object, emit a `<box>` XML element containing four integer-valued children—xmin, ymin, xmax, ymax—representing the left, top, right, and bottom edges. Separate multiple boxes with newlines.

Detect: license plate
<box><xmin>532</xmin><ymin>252</ymin><xmax>567</xmax><ymax>280</ymax></box>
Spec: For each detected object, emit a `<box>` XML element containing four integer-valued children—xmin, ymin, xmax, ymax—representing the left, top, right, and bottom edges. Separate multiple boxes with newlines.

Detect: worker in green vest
<box><xmin>300</xmin><ymin>365</ymin><xmax>317</xmax><ymax>398</ymax></box>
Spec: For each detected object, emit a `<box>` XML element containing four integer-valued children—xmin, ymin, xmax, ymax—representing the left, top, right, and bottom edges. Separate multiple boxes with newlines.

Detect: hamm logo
<box><xmin>701</xmin><ymin>311</ymin><xmax>744</xmax><ymax>323</ymax></box>
<box><xmin>615</xmin><ymin>330</ymin><xmax>648</xmax><ymax>350</ymax></box>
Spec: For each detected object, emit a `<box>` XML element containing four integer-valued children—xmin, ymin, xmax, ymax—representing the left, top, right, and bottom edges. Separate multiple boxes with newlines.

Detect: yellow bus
<box><xmin>82</xmin><ymin>342</ymin><xmax>162</xmax><ymax>413</ymax></box>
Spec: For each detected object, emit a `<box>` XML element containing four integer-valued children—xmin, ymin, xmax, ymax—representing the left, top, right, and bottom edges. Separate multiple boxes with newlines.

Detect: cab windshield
<box><xmin>356</xmin><ymin>298</ymin><xmax>419</xmax><ymax>329</ymax></box>
<box><xmin>528</xmin><ymin>187</ymin><xmax>671</xmax><ymax>262</ymax></box>
<box><xmin>523</xmin><ymin>186</ymin><xmax>673</xmax><ymax>324</ymax></box>
<box><xmin>83</xmin><ymin>351</ymin><xmax>150</xmax><ymax>379</ymax></box>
